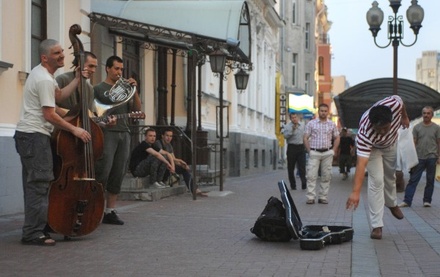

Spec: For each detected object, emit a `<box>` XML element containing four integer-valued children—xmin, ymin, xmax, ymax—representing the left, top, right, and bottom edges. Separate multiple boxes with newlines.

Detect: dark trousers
<box><xmin>286</xmin><ymin>144</ymin><xmax>306</xmax><ymax>189</ymax></box>
<box><xmin>14</xmin><ymin>131</ymin><xmax>54</xmax><ymax>241</ymax></box>
<box><xmin>403</xmin><ymin>158</ymin><xmax>436</xmax><ymax>206</ymax></box>
<box><xmin>339</xmin><ymin>154</ymin><xmax>352</xmax><ymax>174</ymax></box>
<box><xmin>132</xmin><ymin>155</ymin><xmax>167</xmax><ymax>185</ymax></box>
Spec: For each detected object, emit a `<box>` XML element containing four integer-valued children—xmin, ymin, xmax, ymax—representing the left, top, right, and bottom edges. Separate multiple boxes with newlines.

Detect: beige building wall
<box><xmin>0</xmin><ymin>0</ymin><xmax>93</xmax><ymax>215</ymax></box>
<box><xmin>0</xmin><ymin>0</ymin><xmax>92</xmax><ymax>132</ymax></box>
<box><xmin>332</xmin><ymin>75</ymin><xmax>349</xmax><ymax>95</ymax></box>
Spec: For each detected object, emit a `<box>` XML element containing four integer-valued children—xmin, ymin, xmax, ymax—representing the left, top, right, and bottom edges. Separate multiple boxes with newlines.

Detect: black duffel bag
<box><xmin>250</xmin><ymin>196</ymin><xmax>292</xmax><ymax>242</ymax></box>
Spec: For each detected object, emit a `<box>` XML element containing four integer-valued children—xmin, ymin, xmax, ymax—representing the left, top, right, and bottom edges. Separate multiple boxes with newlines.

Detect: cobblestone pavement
<box><xmin>1</xmin><ymin>167</ymin><xmax>440</xmax><ymax>276</ymax></box>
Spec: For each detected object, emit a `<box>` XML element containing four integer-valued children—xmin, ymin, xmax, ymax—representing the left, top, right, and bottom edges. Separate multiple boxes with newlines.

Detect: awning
<box><xmin>89</xmin><ymin>0</ymin><xmax>251</xmax><ymax>65</ymax></box>
<box><xmin>334</xmin><ymin>78</ymin><xmax>440</xmax><ymax>128</ymax></box>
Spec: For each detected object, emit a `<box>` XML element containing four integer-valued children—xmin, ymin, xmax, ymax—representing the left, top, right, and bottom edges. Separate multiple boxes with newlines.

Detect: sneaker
<box><xmin>153</xmin><ymin>182</ymin><xmax>166</xmax><ymax>189</ymax></box>
<box><xmin>318</xmin><ymin>199</ymin><xmax>328</xmax><ymax>204</ymax></box>
<box><xmin>306</xmin><ymin>199</ymin><xmax>315</xmax><ymax>204</ymax></box>
<box><xmin>398</xmin><ymin>202</ymin><xmax>409</xmax><ymax>208</ymax></box>
<box><xmin>102</xmin><ymin>211</ymin><xmax>124</xmax><ymax>225</ymax></box>
<box><xmin>159</xmin><ymin>181</ymin><xmax>168</xmax><ymax>187</ymax></box>
<box><xmin>423</xmin><ymin>202</ymin><xmax>432</xmax><ymax>207</ymax></box>
<box><xmin>342</xmin><ymin>173</ymin><xmax>348</xmax><ymax>180</ymax></box>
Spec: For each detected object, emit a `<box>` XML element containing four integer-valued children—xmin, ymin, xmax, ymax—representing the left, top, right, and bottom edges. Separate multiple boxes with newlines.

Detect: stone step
<box><xmin>119</xmin><ymin>185</ymin><xmax>187</xmax><ymax>201</ymax></box>
<box><xmin>120</xmin><ymin>174</ymin><xmax>186</xmax><ymax>201</ymax></box>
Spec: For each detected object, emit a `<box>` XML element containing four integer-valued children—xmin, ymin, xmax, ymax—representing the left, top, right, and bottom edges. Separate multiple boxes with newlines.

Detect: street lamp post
<box><xmin>366</xmin><ymin>0</ymin><xmax>424</xmax><ymax>95</ymax></box>
<box><xmin>209</xmin><ymin>50</ymin><xmax>249</xmax><ymax>191</ymax></box>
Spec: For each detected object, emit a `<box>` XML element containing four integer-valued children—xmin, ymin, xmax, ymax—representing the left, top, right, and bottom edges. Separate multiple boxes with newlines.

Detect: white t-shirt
<box><xmin>16</xmin><ymin>64</ymin><xmax>58</xmax><ymax>136</ymax></box>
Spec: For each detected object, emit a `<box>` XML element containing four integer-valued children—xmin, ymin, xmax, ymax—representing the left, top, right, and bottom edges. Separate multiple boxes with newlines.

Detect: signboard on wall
<box><xmin>288</xmin><ymin>93</ymin><xmax>314</xmax><ymax>119</ymax></box>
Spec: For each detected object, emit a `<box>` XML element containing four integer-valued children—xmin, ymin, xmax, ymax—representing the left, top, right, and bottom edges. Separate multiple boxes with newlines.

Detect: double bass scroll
<box><xmin>48</xmin><ymin>24</ymin><xmax>105</xmax><ymax>237</ymax></box>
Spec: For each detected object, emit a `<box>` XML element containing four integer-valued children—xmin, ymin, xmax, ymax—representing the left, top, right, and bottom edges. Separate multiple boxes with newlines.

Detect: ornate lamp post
<box><xmin>366</xmin><ymin>0</ymin><xmax>424</xmax><ymax>192</ymax></box>
<box><xmin>209</xmin><ymin>50</ymin><xmax>249</xmax><ymax>191</ymax></box>
<box><xmin>366</xmin><ymin>0</ymin><xmax>424</xmax><ymax>95</ymax></box>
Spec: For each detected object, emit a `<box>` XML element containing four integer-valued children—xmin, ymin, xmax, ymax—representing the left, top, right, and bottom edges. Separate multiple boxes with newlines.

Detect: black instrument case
<box><xmin>278</xmin><ymin>180</ymin><xmax>354</xmax><ymax>250</ymax></box>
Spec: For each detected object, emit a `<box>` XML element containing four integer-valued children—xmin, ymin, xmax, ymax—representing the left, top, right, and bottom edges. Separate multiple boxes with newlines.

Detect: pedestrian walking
<box><xmin>303</xmin><ymin>103</ymin><xmax>340</xmax><ymax>204</ymax></box>
<box><xmin>338</xmin><ymin>127</ymin><xmax>354</xmax><ymax>180</ymax></box>
<box><xmin>282</xmin><ymin>113</ymin><xmax>307</xmax><ymax>190</ymax></box>
<box><xmin>399</xmin><ymin>106</ymin><xmax>440</xmax><ymax>208</ymax></box>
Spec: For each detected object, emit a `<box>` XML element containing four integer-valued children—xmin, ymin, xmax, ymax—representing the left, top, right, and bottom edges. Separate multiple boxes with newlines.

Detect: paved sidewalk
<box><xmin>1</xmin><ymin>167</ymin><xmax>440</xmax><ymax>276</ymax></box>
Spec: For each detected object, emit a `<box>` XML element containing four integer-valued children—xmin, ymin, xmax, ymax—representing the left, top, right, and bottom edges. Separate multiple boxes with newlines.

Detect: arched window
<box><xmin>318</xmin><ymin>56</ymin><xmax>324</xmax><ymax>76</ymax></box>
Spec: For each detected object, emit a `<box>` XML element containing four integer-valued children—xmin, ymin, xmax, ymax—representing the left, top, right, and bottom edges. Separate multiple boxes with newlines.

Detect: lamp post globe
<box><xmin>407</xmin><ymin>0</ymin><xmax>424</xmax><ymax>35</ymax></box>
<box><xmin>366</xmin><ymin>1</ymin><xmax>384</xmax><ymax>37</ymax></box>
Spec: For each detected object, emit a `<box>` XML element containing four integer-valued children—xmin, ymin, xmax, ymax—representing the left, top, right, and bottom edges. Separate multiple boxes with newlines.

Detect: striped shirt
<box><xmin>304</xmin><ymin>118</ymin><xmax>339</xmax><ymax>149</ymax></box>
<box><xmin>356</xmin><ymin>95</ymin><xmax>404</xmax><ymax>158</ymax></box>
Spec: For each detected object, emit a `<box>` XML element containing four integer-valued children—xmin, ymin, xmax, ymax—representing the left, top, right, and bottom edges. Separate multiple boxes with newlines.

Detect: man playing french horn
<box><xmin>94</xmin><ymin>55</ymin><xmax>141</xmax><ymax>225</ymax></box>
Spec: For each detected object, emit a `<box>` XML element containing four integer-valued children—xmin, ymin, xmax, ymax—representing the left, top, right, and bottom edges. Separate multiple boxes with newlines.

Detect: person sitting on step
<box><xmin>129</xmin><ymin>128</ymin><xmax>175</xmax><ymax>189</ymax></box>
<box><xmin>154</xmin><ymin>128</ymin><xmax>208</xmax><ymax>197</ymax></box>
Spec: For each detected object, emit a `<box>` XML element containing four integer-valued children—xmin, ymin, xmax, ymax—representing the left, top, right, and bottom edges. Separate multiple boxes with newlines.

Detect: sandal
<box><xmin>21</xmin><ymin>235</ymin><xmax>56</xmax><ymax>246</ymax></box>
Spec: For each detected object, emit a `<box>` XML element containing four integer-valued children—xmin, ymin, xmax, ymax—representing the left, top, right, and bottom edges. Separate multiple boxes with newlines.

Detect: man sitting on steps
<box><xmin>129</xmin><ymin>128</ymin><xmax>174</xmax><ymax>189</ymax></box>
<box><xmin>155</xmin><ymin>128</ymin><xmax>208</xmax><ymax>197</ymax></box>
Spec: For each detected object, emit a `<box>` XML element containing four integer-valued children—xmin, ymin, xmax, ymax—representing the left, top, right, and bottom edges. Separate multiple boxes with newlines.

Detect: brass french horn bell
<box><xmin>94</xmin><ymin>76</ymin><xmax>136</xmax><ymax>117</ymax></box>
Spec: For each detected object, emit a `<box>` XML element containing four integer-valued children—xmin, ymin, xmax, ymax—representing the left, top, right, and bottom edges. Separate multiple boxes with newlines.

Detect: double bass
<box><xmin>48</xmin><ymin>24</ymin><xmax>105</xmax><ymax>237</ymax></box>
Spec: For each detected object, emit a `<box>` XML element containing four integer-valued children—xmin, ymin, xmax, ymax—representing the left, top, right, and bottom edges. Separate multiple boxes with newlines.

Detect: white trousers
<box><xmin>306</xmin><ymin>150</ymin><xmax>334</xmax><ymax>200</ymax></box>
<box><xmin>367</xmin><ymin>144</ymin><xmax>397</xmax><ymax>228</ymax></box>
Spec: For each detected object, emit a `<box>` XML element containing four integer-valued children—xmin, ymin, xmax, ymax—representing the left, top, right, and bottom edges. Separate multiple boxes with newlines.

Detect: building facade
<box><xmin>315</xmin><ymin>0</ymin><xmax>332</xmax><ymax>111</ymax></box>
<box><xmin>0</xmin><ymin>0</ymin><xmax>283</xmax><ymax>215</ymax></box>
<box><xmin>280</xmin><ymin>0</ymin><xmax>317</xmax><ymax>98</ymax></box>
<box><xmin>416</xmin><ymin>50</ymin><xmax>440</xmax><ymax>92</ymax></box>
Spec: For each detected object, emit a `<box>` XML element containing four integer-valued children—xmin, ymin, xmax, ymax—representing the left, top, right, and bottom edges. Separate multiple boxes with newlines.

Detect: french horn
<box><xmin>94</xmin><ymin>76</ymin><xmax>137</xmax><ymax>117</ymax></box>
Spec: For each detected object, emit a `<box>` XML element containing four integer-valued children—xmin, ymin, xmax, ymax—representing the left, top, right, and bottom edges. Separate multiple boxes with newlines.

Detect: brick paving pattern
<box><xmin>1</xmin><ymin>167</ymin><xmax>440</xmax><ymax>276</ymax></box>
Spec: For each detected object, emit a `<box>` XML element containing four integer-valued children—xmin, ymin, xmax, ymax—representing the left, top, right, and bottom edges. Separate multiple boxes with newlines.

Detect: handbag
<box><xmin>396</xmin><ymin>127</ymin><xmax>418</xmax><ymax>172</ymax></box>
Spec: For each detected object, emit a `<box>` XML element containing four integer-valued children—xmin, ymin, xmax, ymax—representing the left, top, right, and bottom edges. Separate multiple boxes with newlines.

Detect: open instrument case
<box><xmin>278</xmin><ymin>180</ymin><xmax>354</xmax><ymax>250</ymax></box>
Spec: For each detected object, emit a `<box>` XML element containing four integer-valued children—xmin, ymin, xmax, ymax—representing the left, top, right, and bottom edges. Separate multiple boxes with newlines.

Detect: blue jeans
<box><xmin>403</xmin><ymin>158</ymin><xmax>436</xmax><ymax>206</ymax></box>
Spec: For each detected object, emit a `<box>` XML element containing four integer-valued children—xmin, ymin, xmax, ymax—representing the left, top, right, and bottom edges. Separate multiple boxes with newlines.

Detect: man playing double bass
<box><xmin>15</xmin><ymin>39</ymin><xmax>91</xmax><ymax>246</ymax></box>
<box><xmin>94</xmin><ymin>55</ymin><xmax>141</xmax><ymax>225</ymax></box>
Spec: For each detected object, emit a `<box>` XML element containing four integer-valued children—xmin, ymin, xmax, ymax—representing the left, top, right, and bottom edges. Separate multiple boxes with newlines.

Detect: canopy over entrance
<box><xmin>334</xmin><ymin>78</ymin><xmax>440</xmax><ymax>129</ymax></box>
<box><xmin>89</xmin><ymin>0</ymin><xmax>251</xmax><ymax>65</ymax></box>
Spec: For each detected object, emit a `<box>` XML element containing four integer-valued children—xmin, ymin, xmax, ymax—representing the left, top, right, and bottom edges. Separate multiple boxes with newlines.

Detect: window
<box><xmin>305</xmin><ymin>23</ymin><xmax>310</xmax><ymax>50</ymax></box>
<box><xmin>305</xmin><ymin>73</ymin><xmax>310</xmax><ymax>94</ymax></box>
<box><xmin>262</xmin><ymin>150</ymin><xmax>266</xmax><ymax>167</ymax></box>
<box><xmin>292</xmin><ymin>0</ymin><xmax>296</xmax><ymax>24</ymax></box>
<box><xmin>254</xmin><ymin>149</ymin><xmax>258</xmax><ymax>168</ymax></box>
<box><xmin>292</xmin><ymin>53</ymin><xmax>297</xmax><ymax>86</ymax></box>
<box><xmin>318</xmin><ymin>56</ymin><xmax>324</xmax><ymax>75</ymax></box>
<box><xmin>31</xmin><ymin>0</ymin><xmax>47</xmax><ymax>68</ymax></box>
<box><xmin>245</xmin><ymin>149</ymin><xmax>250</xmax><ymax>169</ymax></box>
